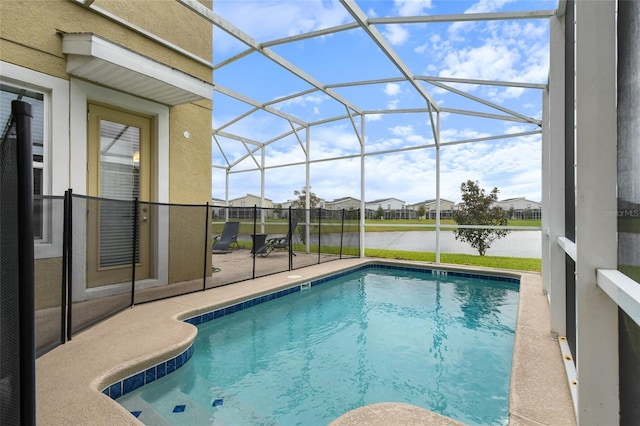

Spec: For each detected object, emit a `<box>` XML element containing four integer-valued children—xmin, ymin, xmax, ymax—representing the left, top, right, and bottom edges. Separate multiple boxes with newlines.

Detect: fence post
<box><xmin>14</xmin><ymin>99</ymin><xmax>36</xmax><ymax>426</ymax></box>
<box><xmin>203</xmin><ymin>202</ymin><xmax>209</xmax><ymax>291</ymax></box>
<box><xmin>289</xmin><ymin>207</ymin><xmax>293</xmax><ymax>270</ymax></box>
<box><xmin>61</xmin><ymin>190</ymin><xmax>68</xmax><ymax>344</ymax></box>
<box><xmin>131</xmin><ymin>197</ymin><xmax>138</xmax><ymax>307</ymax></box>
<box><xmin>252</xmin><ymin>205</ymin><xmax>257</xmax><ymax>279</ymax></box>
<box><xmin>317</xmin><ymin>207</ymin><xmax>322</xmax><ymax>263</ymax></box>
<box><xmin>340</xmin><ymin>209</ymin><xmax>345</xmax><ymax>259</ymax></box>
<box><xmin>66</xmin><ymin>190</ymin><xmax>73</xmax><ymax>341</ymax></box>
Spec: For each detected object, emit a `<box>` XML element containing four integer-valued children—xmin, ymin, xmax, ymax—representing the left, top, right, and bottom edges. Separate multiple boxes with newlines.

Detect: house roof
<box><xmin>327</xmin><ymin>196</ymin><xmax>360</xmax><ymax>203</ymax></box>
<box><xmin>230</xmin><ymin>193</ymin><xmax>272</xmax><ymax>202</ymax></box>
<box><xmin>366</xmin><ymin>198</ymin><xmax>405</xmax><ymax>204</ymax></box>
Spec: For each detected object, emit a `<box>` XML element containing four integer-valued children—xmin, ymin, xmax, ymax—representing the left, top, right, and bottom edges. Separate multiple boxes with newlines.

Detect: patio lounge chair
<box><xmin>251</xmin><ymin>233</ymin><xmax>269</xmax><ymax>257</ymax></box>
<box><xmin>212</xmin><ymin>221</ymin><xmax>240</xmax><ymax>253</ymax></box>
<box><xmin>263</xmin><ymin>218</ymin><xmax>298</xmax><ymax>257</ymax></box>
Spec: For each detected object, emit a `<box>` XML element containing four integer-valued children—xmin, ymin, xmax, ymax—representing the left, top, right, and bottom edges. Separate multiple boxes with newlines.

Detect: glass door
<box><xmin>87</xmin><ymin>103</ymin><xmax>151</xmax><ymax>286</ymax></box>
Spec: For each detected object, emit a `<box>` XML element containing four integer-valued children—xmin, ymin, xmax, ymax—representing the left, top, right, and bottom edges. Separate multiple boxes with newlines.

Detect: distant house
<box><xmin>211</xmin><ymin>197</ymin><xmax>227</xmax><ymax>219</ymax></box>
<box><xmin>365</xmin><ymin>198</ymin><xmax>409</xmax><ymax>219</ymax></box>
<box><xmin>409</xmin><ymin>199</ymin><xmax>456</xmax><ymax>219</ymax></box>
<box><xmin>229</xmin><ymin>193</ymin><xmax>273</xmax><ymax>208</ymax></box>
<box><xmin>325</xmin><ymin>196</ymin><xmax>360</xmax><ymax>211</ymax></box>
<box><xmin>228</xmin><ymin>194</ymin><xmax>273</xmax><ymax>219</ymax></box>
<box><xmin>277</xmin><ymin>197</ymin><xmax>325</xmax><ymax>210</ymax></box>
<box><xmin>320</xmin><ymin>196</ymin><xmax>361</xmax><ymax>220</ymax></box>
<box><xmin>494</xmin><ymin>197</ymin><xmax>541</xmax><ymax>219</ymax></box>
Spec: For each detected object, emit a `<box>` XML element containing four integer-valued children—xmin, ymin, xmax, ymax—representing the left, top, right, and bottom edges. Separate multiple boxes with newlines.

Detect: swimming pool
<box><xmin>114</xmin><ymin>265</ymin><xmax>519</xmax><ymax>425</ymax></box>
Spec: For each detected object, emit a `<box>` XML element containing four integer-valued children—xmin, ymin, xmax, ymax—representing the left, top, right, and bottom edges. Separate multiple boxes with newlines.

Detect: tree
<box><xmin>453</xmin><ymin>180</ymin><xmax>509</xmax><ymax>256</ymax></box>
<box><xmin>273</xmin><ymin>203</ymin><xmax>283</xmax><ymax>219</ymax></box>
<box><xmin>375</xmin><ymin>206</ymin><xmax>385</xmax><ymax>220</ymax></box>
<box><xmin>291</xmin><ymin>188</ymin><xmax>321</xmax><ymax>243</ymax></box>
<box><xmin>291</xmin><ymin>188</ymin><xmax>321</xmax><ymax>209</ymax></box>
<box><xmin>417</xmin><ymin>205</ymin><xmax>426</xmax><ymax>220</ymax></box>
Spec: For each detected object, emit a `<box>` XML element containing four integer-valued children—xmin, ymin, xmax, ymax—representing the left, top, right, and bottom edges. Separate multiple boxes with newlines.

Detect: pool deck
<box><xmin>36</xmin><ymin>258</ymin><xmax>576</xmax><ymax>425</ymax></box>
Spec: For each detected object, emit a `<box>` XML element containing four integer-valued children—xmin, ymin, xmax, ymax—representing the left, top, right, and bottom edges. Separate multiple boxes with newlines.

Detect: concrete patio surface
<box><xmin>35</xmin><ymin>258</ymin><xmax>576</xmax><ymax>425</ymax></box>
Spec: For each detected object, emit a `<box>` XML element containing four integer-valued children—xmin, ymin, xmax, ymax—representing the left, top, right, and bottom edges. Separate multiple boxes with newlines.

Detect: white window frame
<box><xmin>0</xmin><ymin>61</ymin><xmax>70</xmax><ymax>260</ymax></box>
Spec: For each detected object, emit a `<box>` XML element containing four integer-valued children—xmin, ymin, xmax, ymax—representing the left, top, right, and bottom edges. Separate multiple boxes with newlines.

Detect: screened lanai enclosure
<box><xmin>207</xmin><ymin>0</ymin><xmax>549</xmax><ymax>261</ymax></box>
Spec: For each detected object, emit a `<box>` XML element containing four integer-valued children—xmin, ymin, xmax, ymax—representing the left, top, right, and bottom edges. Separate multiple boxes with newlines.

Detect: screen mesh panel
<box><xmin>0</xmin><ymin>107</ymin><xmax>21</xmax><ymax>425</ymax></box>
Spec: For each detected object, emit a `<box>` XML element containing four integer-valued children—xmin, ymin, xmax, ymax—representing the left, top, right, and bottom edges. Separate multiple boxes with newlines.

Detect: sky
<box><xmin>210</xmin><ymin>0</ymin><xmax>554</xmax><ymax>205</ymax></box>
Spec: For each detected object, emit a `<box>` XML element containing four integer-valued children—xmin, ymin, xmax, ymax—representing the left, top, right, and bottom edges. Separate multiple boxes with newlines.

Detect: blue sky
<box><xmin>210</xmin><ymin>0</ymin><xmax>553</xmax><ymax>205</ymax></box>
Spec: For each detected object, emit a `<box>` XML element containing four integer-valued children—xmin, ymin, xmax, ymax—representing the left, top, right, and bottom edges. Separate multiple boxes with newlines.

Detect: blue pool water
<box><xmin>117</xmin><ymin>266</ymin><xmax>519</xmax><ymax>425</ymax></box>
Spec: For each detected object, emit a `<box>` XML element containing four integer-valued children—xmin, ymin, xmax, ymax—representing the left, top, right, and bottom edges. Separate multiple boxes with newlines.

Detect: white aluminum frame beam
<box><xmin>369</xmin><ymin>9</ymin><xmax>556</xmax><ymax>25</ymax></box>
<box><xmin>574</xmin><ymin>0</ymin><xmax>619</xmax><ymax>423</ymax></box>
<box><xmin>214</xmin><ymin>84</ymin><xmax>308</xmax><ymax>128</ymax></box>
<box><xmin>547</xmin><ymin>13</ymin><xmax>567</xmax><ymax>337</ymax></box>
<box><xmin>181</xmin><ymin>0</ymin><xmax>362</xmax><ymax>116</ymax></box>
<box><xmin>427</xmin><ymin>80</ymin><xmax>541</xmax><ymax>125</ymax></box>
<box><xmin>339</xmin><ymin>0</ymin><xmax>440</xmax><ymax>146</ymax></box>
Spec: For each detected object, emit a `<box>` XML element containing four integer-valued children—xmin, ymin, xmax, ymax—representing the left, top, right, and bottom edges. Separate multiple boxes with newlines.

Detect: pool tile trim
<box><xmin>101</xmin><ymin>344</ymin><xmax>194</xmax><ymax>400</ymax></box>
<box><xmin>103</xmin><ymin>262</ymin><xmax>519</xmax><ymax>402</ymax></box>
<box><xmin>184</xmin><ymin>263</ymin><xmax>518</xmax><ymax>329</ymax></box>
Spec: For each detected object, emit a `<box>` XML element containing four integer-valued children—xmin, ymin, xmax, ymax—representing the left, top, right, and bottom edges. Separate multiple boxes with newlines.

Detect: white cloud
<box><xmin>439</xmin><ymin>135</ymin><xmax>541</xmax><ymax>201</ymax></box>
<box><xmin>447</xmin><ymin>0</ymin><xmax>515</xmax><ymax>39</ymax></box>
<box><xmin>394</xmin><ymin>0</ymin><xmax>434</xmax><ymax>16</ymax></box>
<box><xmin>384</xmin><ymin>83</ymin><xmax>402</xmax><ymax>96</ymax></box>
<box><xmin>434</xmin><ymin>20</ymin><xmax>549</xmax><ymax>101</ymax></box>
<box><xmin>213</xmin><ymin>1</ymin><xmax>351</xmax><ymax>53</ymax></box>
<box><xmin>274</xmin><ymin>94</ymin><xmax>325</xmax><ymax>110</ymax></box>
<box><xmin>465</xmin><ymin>0</ymin><xmax>514</xmax><ymax>14</ymax></box>
<box><xmin>440</xmin><ymin>41</ymin><xmax>520</xmax><ymax>82</ymax></box>
<box><xmin>390</xmin><ymin>125</ymin><xmax>414</xmax><ymax>136</ymax></box>
<box><xmin>383</xmin><ymin>24</ymin><xmax>410</xmax><ymax>46</ymax></box>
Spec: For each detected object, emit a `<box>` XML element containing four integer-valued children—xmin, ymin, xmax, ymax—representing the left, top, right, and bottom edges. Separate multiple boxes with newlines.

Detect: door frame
<box><xmin>69</xmin><ymin>80</ymin><xmax>169</xmax><ymax>301</ymax></box>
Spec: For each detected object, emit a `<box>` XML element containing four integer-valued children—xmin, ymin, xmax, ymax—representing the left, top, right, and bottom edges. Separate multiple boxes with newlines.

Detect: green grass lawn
<box><xmin>302</xmin><ymin>245</ymin><xmax>541</xmax><ymax>272</ymax></box>
<box><xmin>363</xmin><ymin>248</ymin><xmax>541</xmax><ymax>272</ymax></box>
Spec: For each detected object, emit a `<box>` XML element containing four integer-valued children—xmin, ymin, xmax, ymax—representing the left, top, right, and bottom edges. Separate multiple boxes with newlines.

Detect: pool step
<box><xmin>117</xmin><ymin>396</ymin><xmax>171</xmax><ymax>425</ymax></box>
<box><xmin>118</xmin><ymin>384</ymin><xmax>276</xmax><ymax>425</ymax></box>
<box><xmin>119</xmin><ymin>387</ymin><xmax>216</xmax><ymax>425</ymax></box>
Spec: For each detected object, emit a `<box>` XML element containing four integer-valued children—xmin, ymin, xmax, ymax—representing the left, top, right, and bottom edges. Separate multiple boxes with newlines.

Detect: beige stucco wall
<box><xmin>0</xmin><ymin>0</ymin><xmax>212</xmax><ymax>82</ymax></box>
<box><xmin>169</xmin><ymin>102</ymin><xmax>213</xmax><ymax>283</ymax></box>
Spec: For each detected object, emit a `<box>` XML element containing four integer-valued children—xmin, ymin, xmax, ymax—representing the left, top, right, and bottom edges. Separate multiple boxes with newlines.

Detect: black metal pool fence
<box><xmin>32</xmin><ymin>195</ymin><xmax>361</xmax><ymax>356</ymax></box>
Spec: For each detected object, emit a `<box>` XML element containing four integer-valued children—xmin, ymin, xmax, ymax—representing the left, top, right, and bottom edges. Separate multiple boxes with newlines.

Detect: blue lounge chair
<box><xmin>212</xmin><ymin>221</ymin><xmax>240</xmax><ymax>253</ymax></box>
<box><xmin>263</xmin><ymin>218</ymin><xmax>298</xmax><ymax>257</ymax></box>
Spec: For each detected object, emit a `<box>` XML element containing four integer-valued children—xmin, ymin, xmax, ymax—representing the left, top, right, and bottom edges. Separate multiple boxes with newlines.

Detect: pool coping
<box><xmin>35</xmin><ymin>258</ymin><xmax>576</xmax><ymax>425</ymax></box>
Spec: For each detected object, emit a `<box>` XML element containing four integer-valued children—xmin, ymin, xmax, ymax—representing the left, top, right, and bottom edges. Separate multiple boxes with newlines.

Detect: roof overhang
<box><xmin>62</xmin><ymin>33</ymin><xmax>212</xmax><ymax>106</ymax></box>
